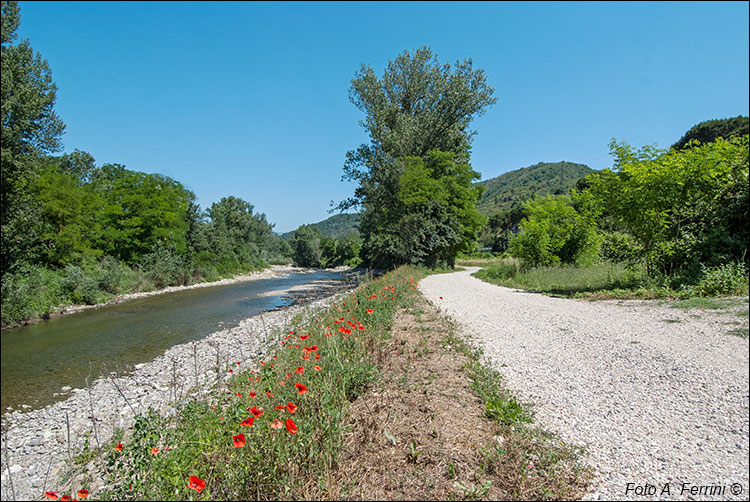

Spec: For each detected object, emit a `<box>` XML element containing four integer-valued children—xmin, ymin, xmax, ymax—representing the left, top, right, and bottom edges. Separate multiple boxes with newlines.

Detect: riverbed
<box><xmin>1</xmin><ymin>267</ymin><xmax>353</xmax><ymax>413</ymax></box>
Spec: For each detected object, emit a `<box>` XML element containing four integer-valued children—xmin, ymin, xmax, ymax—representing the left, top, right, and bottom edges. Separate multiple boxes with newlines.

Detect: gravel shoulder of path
<box><xmin>419</xmin><ymin>267</ymin><xmax>749</xmax><ymax>501</ymax></box>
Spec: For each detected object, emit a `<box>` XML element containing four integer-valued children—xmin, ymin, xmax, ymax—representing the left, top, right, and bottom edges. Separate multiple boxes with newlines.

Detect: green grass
<box><xmin>87</xmin><ymin>266</ymin><xmax>423</xmax><ymax>501</ymax></box>
<box><xmin>473</xmin><ymin>261</ymin><xmax>644</xmax><ymax>297</ymax></box>
<box><xmin>668</xmin><ymin>297</ymin><xmax>749</xmax><ymax>311</ymax></box>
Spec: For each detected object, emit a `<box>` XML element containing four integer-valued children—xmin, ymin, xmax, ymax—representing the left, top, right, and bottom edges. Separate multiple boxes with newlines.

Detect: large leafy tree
<box><xmin>1</xmin><ymin>0</ymin><xmax>66</xmax><ymax>272</ymax></box>
<box><xmin>585</xmin><ymin>135</ymin><xmax>749</xmax><ymax>277</ymax></box>
<box><xmin>340</xmin><ymin>46</ymin><xmax>495</xmax><ymax>268</ymax></box>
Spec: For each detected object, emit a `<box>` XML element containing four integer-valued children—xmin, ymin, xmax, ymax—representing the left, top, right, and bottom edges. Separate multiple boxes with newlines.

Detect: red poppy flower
<box><xmin>114</xmin><ymin>442</ymin><xmax>123</xmax><ymax>451</ymax></box>
<box><xmin>279</xmin><ymin>380</ymin><xmax>286</xmax><ymax>386</ymax></box>
<box><xmin>187</xmin><ymin>475</ymin><xmax>206</xmax><ymax>493</ymax></box>
<box><xmin>440</xmin><ymin>296</ymin><xmax>443</xmax><ymax>300</ymax></box>
<box><xmin>300</xmin><ymin>334</ymin><xmax>310</xmax><ymax>340</ymax></box>
<box><xmin>366</xmin><ymin>309</ymin><xmax>373</xmax><ymax>315</ymax></box>
<box><xmin>228</xmin><ymin>369</ymin><xmax>233</xmax><ymax>374</ymax></box>
<box><xmin>150</xmin><ymin>447</ymin><xmax>159</xmax><ymax>455</ymax></box>
<box><xmin>77</xmin><ymin>490</ymin><xmax>89</xmax><ymax>499</ymax></box>
<box><xmin>240</xmin><ymin>416</ymin><xmax>255</xmax><ymax>427</ymax></box>
<box><xmin>249</xmin><ymin>406</ymin><xmax>264</xmax><ymax>418</ymax></box>
<box><xmin>285</xmin><ymin>418</ymin><xmax>298</xmax><ymax>435</ymax></box>
<box><xmin>236</xmin><ymin>361</ymin><xmax>241</xmax><ymax>366</ymax></box>
<box><xmin>295</xmin><ymin>366</ymin><xmax>304</xmax><ymax>374</ymax></box>
<box><xmin>60</xmin><ymin>496</ymin><xmax>71</xmax><ymax>501</ymax></box>
<box><xmin>270</xmin><ymin>419</ymin><xmax>283</xmax><ymax>430</ymax></box>
<box><xmin>314</xmin><ymin>365</ymin><xmax>321</xmax><ymax>371</ymax></box>
<box><xmin>295</xmin><ymin>383</ymin><xmax>308</xmax><ymax>395</ymax></box>
<box><xmin>286</xmin><ymin>402</ymin><xmax>298</xmax><ymax>413</ymax></box>
<box><xmin>234</xmin><ymin>392</ymin><xmax>242</xmax><ymax>397</ymax></box>
<box><xmin>44</xmin><ymin>493</ymin><xmax>58</xmax><ymax>501</ymax></box>
<box><xmin>259</xmin><ymin>361</ymin><xmax>265</xmax><ymax>366</ymax></box>
<box><xmin>248</xmin><ymin>392</ymin><xmax>257</xmax><ymax>398</ymax></box>
<box><xmin>274</xmin><ymin>404</ymin><xmax>287</xmax><ymax>411</ymax></box>
<box><xmin>314</xmin><ymin>353</ymin><xmax>321</xmax><ymax>361</ymax></box>
<box><xmin>265</xmin><ymin>391</ymin><xmax>274</xmax><ymax>398</ymax></box>
<box><xmin>308</xmin><ymin>346</ymin><xmax>318</xmax><ymax>352</ymax></box>
<box><xmin>232</xmin><ymin>433</ymin><xmax>246</xmax><ymax>448</ymax></box>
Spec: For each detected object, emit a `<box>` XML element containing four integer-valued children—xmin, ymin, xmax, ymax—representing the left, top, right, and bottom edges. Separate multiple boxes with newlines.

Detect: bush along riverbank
<box><xmin>24</xmin><ymin>265</ymin><xmax>590</xmax><ymax>501</ymax></box>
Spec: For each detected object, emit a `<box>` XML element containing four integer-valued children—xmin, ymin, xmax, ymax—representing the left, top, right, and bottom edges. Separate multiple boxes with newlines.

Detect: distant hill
<box><xmin>476</xmin><ymin>161</ymin><xmax>595</xmax><ymax>216</ymax></box>
<box><xmin>282</xmin><ymin>213</ymin><xmax>361</xmax><ymax>241</ymax></box>
<box><xmin>671</xmin><ymin>115</ymin><xmax>749</xmax><ymax>151</ymax></box>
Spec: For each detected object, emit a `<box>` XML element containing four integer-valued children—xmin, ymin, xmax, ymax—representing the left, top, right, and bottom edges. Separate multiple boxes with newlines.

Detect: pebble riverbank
<box><xmin>0</xmin><ymin>273</ymin><xmax>358</xmax><ymax>501</ymax></box>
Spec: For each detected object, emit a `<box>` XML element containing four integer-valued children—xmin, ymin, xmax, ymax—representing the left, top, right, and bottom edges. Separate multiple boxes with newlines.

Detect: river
<box><xmin>0</xmin><ymin>268</ymin><xmax>345</xmax><ymax>414</ymax></box>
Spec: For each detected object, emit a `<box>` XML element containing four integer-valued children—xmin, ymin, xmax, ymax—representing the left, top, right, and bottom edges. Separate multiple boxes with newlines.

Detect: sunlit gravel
<box><xmin>420</xmin><ymin>267</ymin><xmax>749</xmax><ymax>501</ymax></box>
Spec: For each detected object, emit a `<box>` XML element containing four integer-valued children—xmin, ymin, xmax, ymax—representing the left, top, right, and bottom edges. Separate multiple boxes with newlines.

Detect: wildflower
<box><xmin>314</xmin><ymin>365</ymin><xmax>321</xmax><ymax>371</ymax></box>
<box><xmin>187</xmin><ymin>475</ymin><xmax>206</xmax><ymax>493</ymax></box>
<box><xmin>248</xmin><ymin>392</ymin><xmax>257</xmax><ymax>398</ymax></box>
<box><xmin>286</xmin><ymin>402</ymin><xmax>298</xmax><ymax>414</ymax></box>
<box><xmin>366</xmin><ymin>309</ymin><xmax>373</xmax><ymax>315</ymax></box>
<box><xmin>270</xmin><ymin>419</ymin><xmax>284</xmax><ymax>430</ymax></box>
<box><xmin>233</xmin><ymin>433</ymin><xmax>246</xmax><ymax>448</ymax></box>
<box><xmin>114</xmin><ymin>442</ymin><xmax>123</xmax><ymax>451</ymax></box>
<box><xmin>44</xmin><ymin>493</ymin><xmax>58</xmax><ymax>500</ymax></box>
<box><xmin>285</xmin><ymin>418</ymin><xmax>298</xmax><ymax>435</ymax></box>
<box><xmin>295</xmin><ymin>366</ymin><xmax>304</xmax><ymax>374</ymax></box>
<box><xmin>236</xmin><ymin>361</ymin><xmax>241</xmax><ymax>366</ymax></box>
<box><xmin>300</xmin><ymin>334</ymin><xmax>310</xmax><ymax>341</ymax></box>
<box><xmin>150</xmin><ymin>447</ymin><xmax>159</xmax><ymax>455</ymax></box>
<box><xmin>295</xmin><ymin>383</ymin><xmax>308</xmax><ymax>395</ymax></box>
<box><xmin>440</xmin><ymin>296</ymin><xmax>443</xmax><ymax>300</ymax></box>
<box><xmin>274</xmin><ymin>405</ymin><xmax>287</xmax><ymax>411</ymax></box>
<box><xmin>240</xmin><ymin>416</ymin><xmax>255</xmax><ymax>427</ymax></box>
<box><xmin>234</xmin><ymin>392</ymin><xmax>242</xmax><ymax>397</ymax></box>
<box><xmin>265</xmin><ymin>391</ymin><xmax>274</xmax><ymax>398</ymax></box>
<box><xmin>77</xmin><ymin>490</ymin><xmax>89</xmax><ymax>499</ymax></box>
<box><xmin>249</xmin><ymin>406</ymin><xmax>264</xmax><ymax>418</ymax></box>
<box><xmin>228</xmin><ymin>369</ymin><xmax>233</xmax><ymax>374</ymax></box>
<box><xmin>279</xmin><ymin>380</ymin><xmax>286</xmax><ymax>386</ymax></box>
<box><xmin>61</xmin><ymin>496</ymin><xmax>71</xmax><ymax>501</ymax></box>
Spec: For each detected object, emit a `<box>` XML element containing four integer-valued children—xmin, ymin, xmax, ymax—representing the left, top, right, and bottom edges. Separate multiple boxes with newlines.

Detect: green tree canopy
<box><xmin>1</xmin><ymin>0</ymin><xmax>66</xmax><ymax>272</ymax></box>
<box><xmin>340</xmin><ymin>47</ymin><xmax>495</xmax><ymax>268</ymax></box>
<box><xmin>508</xmin><ymin>195</ymin><xmax>600</xmax><ymax>269</ymax></box>
<box><xmin>585</xmin><ymin>135</ymin><xmax>749</xmax><ymax>276</ymax></box>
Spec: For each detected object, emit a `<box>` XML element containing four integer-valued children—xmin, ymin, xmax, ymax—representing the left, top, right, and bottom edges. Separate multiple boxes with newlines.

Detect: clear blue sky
<box><xmin>16</xmin><ymin>1</ymin><xmax>750</xmax><ymax>233</ymax></box>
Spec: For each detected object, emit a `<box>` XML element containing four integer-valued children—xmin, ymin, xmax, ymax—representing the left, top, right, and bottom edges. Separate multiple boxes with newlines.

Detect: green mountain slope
<box><xmin>282</xmin><ymin>213</ymin><xmax>361</xmax><ymax>240</ymax></box>
<box><xmin>476</xmin><ymin>161</ymin><xmax>594</xmax><ymax>216</ymax></box>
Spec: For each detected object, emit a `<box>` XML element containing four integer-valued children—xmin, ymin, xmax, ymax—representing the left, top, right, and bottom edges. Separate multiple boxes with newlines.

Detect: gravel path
<box><xmin>420</xmin><ymin>267</ymin><xmax>749</xmax><ymax>501</ymax></box>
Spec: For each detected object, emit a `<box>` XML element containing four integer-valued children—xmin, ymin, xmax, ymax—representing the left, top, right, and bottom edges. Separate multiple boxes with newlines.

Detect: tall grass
<box><xmin>474</xmin><ymin>261</ymin><xmax>645</xmax><ymax>297</ymax></box>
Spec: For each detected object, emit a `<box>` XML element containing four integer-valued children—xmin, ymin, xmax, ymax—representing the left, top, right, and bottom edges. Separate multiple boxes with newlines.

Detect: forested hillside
<box><xmin>281</xmin><ymin>213</ymin><xmax>360</xmax><ymax>241</ymax></box>
<box><xmin>476</xmin><ymin>161</ymin><xmax>594</xmax><ymax>216</ymax></box>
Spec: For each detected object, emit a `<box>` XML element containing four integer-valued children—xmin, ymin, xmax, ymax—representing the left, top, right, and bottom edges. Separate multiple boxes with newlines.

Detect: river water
<box><xmin>0</xmin><ymin>269</ymin><xmax>343</xmax><ymax>414</ymax></box>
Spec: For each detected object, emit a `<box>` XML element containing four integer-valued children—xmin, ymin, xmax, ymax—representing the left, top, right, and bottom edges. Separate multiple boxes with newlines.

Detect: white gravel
<box><xmin>420</xmin><ymin>267</ymin><xmax>749</xmax><ymax>501</ymax></box>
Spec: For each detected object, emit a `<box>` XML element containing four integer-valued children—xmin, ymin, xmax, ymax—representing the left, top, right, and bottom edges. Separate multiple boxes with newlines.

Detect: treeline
<box><xmin>1</xmin><ymin>2</ymin><xmax>291</xmax><ymax>326</ymax></box>
<box><xmin>499</xmin><ymin>118</ymin><xmax>749</xmax><ymax>295</ymax></box>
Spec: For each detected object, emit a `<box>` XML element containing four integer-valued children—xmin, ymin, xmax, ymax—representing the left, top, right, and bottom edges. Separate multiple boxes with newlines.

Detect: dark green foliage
<box><xmin>476</xmin><ymin>161</ymin><xmax>594</xmax><ymax>216</ymax></box>
<box><xmin>341</xmin><ymin>46</ymin><xmax>495</xmax><ymax>269</ymax></box>
<box><xmin>671</xmin><ymin>115</ymin><xmax>749</xmax><ymax>151</ymax></box>
<box><xmin>585</xmin><ymin>135</ymin><xmax>749</xmax><ymax>281</ymax></box>
<box><xmin>360</xmin><ymin>151</ymin><xmax>487</xmax><ymax>269</ymax></box>
<box><xmin>1</xmin><ymin>0</ymin><xmax>66</xmax><ymax>273</ymax></box>
<box><xmin>291</xmin><ymin>224</ymin><xmax>323</xmax><ymax>268</ymax></box>
<box><xmin>282</xmin><ymin>213</ymin><xmax>361</xmax><ymax>241</ymax></box>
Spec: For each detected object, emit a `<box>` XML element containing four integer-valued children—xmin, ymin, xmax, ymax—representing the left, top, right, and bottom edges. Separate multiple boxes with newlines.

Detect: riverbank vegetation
<box><xmin>47</xmin><ymin>265</ymin><xmax>588</xmax><ymax>500</ymax></box>
<box><xmin>0</xmin><ymin>2</ymin><xmax>292</xmax><ymax>327</ymax></box>
<box><xmin>472</xmin><ymin>125</ymin><xmax>749</xmax><ymax>300</ymax></box>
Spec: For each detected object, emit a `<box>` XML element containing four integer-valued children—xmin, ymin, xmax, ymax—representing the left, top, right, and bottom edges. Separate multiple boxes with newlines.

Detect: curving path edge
<box><xmin>419</xmin><ymin>267</ymin><xmax>749</xmax><ymax>501</ymax></box>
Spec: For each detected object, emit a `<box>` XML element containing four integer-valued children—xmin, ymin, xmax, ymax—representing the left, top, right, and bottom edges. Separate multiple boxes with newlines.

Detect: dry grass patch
<box><xmin>324</xmin><ymin>295</ymin><xmax>592</xmax><ymax>500</ymax></box>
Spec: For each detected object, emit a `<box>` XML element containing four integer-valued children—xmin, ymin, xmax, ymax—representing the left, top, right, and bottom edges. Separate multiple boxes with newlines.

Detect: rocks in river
<box><xmin>0</xmin><ymin>285</ymin><xmax>353</xmax><ymax>502</ymax></box>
